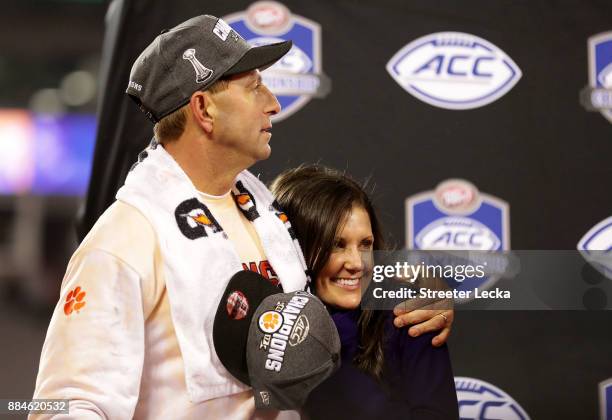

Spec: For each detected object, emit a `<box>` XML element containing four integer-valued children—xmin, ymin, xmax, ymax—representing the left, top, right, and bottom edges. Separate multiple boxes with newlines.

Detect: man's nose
<box><xmin>264</xmin><ymin>85</ymin><xmax>281</xmax><ymax>115</ymax></box>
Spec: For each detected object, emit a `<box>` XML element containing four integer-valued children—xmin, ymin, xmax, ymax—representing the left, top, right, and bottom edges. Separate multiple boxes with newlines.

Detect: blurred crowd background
<box><xmin>0</xmin><ymin>0</ymin><xmax>105</xmax><ymax>400</ymax></box>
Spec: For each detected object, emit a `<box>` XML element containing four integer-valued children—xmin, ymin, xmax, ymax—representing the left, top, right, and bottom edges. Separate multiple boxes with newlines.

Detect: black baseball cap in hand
<box><xmin>213</xmin><ymin>271</ymin><xmax>341</xmax><ymax>410</ymax></box>
<box><xmin>126</xmin><ymin>15</ymin><xmax>292</xmax><ymax>123</ymax></box>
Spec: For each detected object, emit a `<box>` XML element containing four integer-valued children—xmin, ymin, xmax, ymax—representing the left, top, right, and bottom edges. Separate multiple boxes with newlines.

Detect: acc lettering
<box><xmin>388</xmin><ymin>32</ymin><xmax>521</xmax><ymax>110</ymax></box>
<box><xmin>289</xmin><ymin>315</ymin><xmax>309</xmax><ymax>346</ymax></box>
<box><xmin>432</xmin><ymin>231</ymin><xmax>482</xmax><ymax>247</ymax></box>
<box><xmin>473</xmin><ymin>56</ymin><xmax>494</xmax><ymax>77</ymax></box>
<box><xmin>415</xmin><ymin>54</ymin><xmax>495</xmax><ymax>78</ymax></box>
<box><xmin>448</xmin><ymin>55</ymin><xmax>469</xmax><ymax>76</ymax></box>
<box><xmin>414</xmin><ymin>54</ymin><xmax>443</xmax><ymax>74</ymax></box>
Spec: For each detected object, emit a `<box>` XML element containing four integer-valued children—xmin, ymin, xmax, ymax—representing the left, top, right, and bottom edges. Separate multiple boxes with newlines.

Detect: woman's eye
<box><xmin>360</xmin><ymin>239</ymin><xmax>374</xmax><ymax>249</ymax></box>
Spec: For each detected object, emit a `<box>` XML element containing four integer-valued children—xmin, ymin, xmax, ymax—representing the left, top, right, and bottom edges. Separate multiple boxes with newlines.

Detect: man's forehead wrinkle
<box><xmin>229</xmin><ymin>70</ymin><xmax>260</xmax><ymax>86</ymax></box>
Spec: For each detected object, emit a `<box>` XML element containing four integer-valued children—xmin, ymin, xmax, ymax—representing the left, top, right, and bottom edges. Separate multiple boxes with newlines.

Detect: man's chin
<box><xmin>256</xmin><ymin>145</ymin><xmax>272</xmax><ymax>161</ymax></box>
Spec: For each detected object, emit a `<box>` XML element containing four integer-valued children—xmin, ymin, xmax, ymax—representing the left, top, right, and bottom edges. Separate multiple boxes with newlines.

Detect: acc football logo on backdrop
<box><xmin>454</xmin><ymin>377</ymin><xmax>530</xmax><ymax>420</ymax></box>
<box><xmin>581</xmin><ymin>32</ymin><xmax>612</xmax><ymax>123</ymax></box>
<box><xmin>387</xmin><ymin>32</ymin><xmax>521</xmax><ymax>110</ymax></box>
<box><xmin>406</xmin><ymin>179</ymin><xmax>510</xmax><ymax>301</ymax></box>
<box><xmin>406</xmin><ymin>179</ymin><xmax>509</xmax><ymax>250</ymax></box>
<box><xmin>577</xmin><ymin>215</ymin><xmax>612</xmax><ymax>280</ymax></box>
<box><xmin>223</xmin><ymin>1</ymin><xmax>331</xmax><ymax>121</ymax></box>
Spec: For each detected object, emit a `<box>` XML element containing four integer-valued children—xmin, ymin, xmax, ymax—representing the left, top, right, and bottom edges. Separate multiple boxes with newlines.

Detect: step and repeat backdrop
<box><xmin>83</xmin><ymin>1</ymin><xmax>612</xmax><ymax>418</ymax></box>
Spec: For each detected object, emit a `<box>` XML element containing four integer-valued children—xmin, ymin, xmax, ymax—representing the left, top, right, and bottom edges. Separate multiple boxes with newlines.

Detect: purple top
<box><xmin>304</xmin><ymin>309</ymin><xmax>459</xmax><ymax>419</ymax></box>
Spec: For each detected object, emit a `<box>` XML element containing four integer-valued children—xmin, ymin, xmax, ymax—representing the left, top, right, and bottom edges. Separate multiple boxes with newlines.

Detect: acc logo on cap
<box><xmin>258</xmin><ymin>310</ymin><xmax>283</xmax><ymax>333</ymax></box>
<box><xmin>387</xmin><ymin>32</ymin><xmax>521</xmax><ymax>110</ymax></box>
<box><xmin>223</xmin><ymin>1</ymin><xmax>331</xmax><ymax>121</ymax></box>
<box><xmin>288</xmin><ymin>314</ymin><xmax>309</xmax><ymax>346</ymax></box>
<box><xmin>454</xmin><ymin>377</ymin><xmax>530</xmax><ymax>420</ymax></box>
<box><xmin>580</xmin><ymin>32</ymin><xmax>612</xmax><ymax>123</ymax></box>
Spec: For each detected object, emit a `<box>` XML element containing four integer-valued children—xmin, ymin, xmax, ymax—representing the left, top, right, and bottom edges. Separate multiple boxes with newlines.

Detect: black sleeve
<box><xmin>388</xmin><ymin>329</ymin><xmax>460</xmax><ymax>420</ymax></box>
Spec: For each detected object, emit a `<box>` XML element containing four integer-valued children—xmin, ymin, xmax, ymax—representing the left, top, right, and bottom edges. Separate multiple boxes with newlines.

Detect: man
<box><xmin>31</xmin><ymin>14</ymin><xmax>452</xmax><ymax>419</ymax></box>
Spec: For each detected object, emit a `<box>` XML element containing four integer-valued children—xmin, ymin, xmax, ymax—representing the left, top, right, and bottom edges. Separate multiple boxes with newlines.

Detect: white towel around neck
<box><xmin>116</xmin><ymin>142</ymin><xmax>309</xmax><ymax>403</ymax></box>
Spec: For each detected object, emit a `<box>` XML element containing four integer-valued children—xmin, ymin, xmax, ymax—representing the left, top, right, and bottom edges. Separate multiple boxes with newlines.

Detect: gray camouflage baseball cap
<box><xmin>126</xmin><ymin>14</ymin><xmax>292</xmax><ymax>123</ymax></box>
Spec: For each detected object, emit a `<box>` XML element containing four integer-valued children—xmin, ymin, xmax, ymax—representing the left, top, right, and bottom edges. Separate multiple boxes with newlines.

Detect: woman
<box><xmin>271</xmin><ymin>165</ymin><xmax>459</xmax><ymax>420</ymax></box>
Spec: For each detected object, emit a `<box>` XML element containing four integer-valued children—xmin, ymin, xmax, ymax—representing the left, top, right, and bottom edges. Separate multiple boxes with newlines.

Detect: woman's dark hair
<box><xmin>270</xmin><ymin>164</ymin><xmax>387</xmax><ymax>380</ymax></box>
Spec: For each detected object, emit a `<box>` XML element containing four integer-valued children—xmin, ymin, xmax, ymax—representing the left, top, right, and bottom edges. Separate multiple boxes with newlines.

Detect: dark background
<box><xmin>85</xmin><ymin>2</ymin><xmax>612</xmax><ymax>417</ymax></box>
<box><xmin>1</xmin><ymin>1</ymin><xmax>610</xmax><ymax>419</ymax></box>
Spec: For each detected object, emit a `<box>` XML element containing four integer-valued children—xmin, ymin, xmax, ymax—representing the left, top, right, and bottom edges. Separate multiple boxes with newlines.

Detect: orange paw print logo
<box><xmin>258</xmin><ymin>310</ymin><xmax>283</xmax><ymax>334</ymax></box>
<box><xmin>64</xmin><ymin>286</ymin><xmax>86</xmax><ymax>316</ymax></box>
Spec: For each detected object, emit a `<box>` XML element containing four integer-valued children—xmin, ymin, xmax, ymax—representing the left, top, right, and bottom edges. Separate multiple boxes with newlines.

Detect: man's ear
<box><xmin>189</xmin><ymin>90</ymin><xmax>214</xmax><ymax>134</ymax></box>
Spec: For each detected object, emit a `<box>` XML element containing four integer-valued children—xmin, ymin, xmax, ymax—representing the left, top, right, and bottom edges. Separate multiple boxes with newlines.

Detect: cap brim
<box><xmin>225</xmin><ymin>40</ymin><xmax>292</xmax><ymax>76</ymax></box>
<box><xmin>213</xmin><ymin>270</ymin><xmax>281</xmax><ymax>386</ymax></box>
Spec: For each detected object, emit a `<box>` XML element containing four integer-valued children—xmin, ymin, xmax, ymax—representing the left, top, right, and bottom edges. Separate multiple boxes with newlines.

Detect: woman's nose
<box><xmin>344</xmin><ymin>247</ymin><xmax>364</xmax><ymax>271</ymax></box>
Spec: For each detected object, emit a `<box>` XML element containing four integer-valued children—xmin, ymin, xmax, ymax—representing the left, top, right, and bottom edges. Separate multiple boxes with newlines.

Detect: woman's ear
<box><xmin>189</xmin><ymin>90</ymin><xmax>214</xmax><ymax>134</ymax></box>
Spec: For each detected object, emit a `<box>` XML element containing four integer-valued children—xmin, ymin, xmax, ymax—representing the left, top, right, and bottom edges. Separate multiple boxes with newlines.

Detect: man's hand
<box><xmin>393</xmin><ymin>306</ymin><xmax>454</xmax><ymax>347</ymax></box>
<box><xmin>389</xmin><ymin>273</ymin><xmax>454</xmax><ymax>346</ymax></box>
